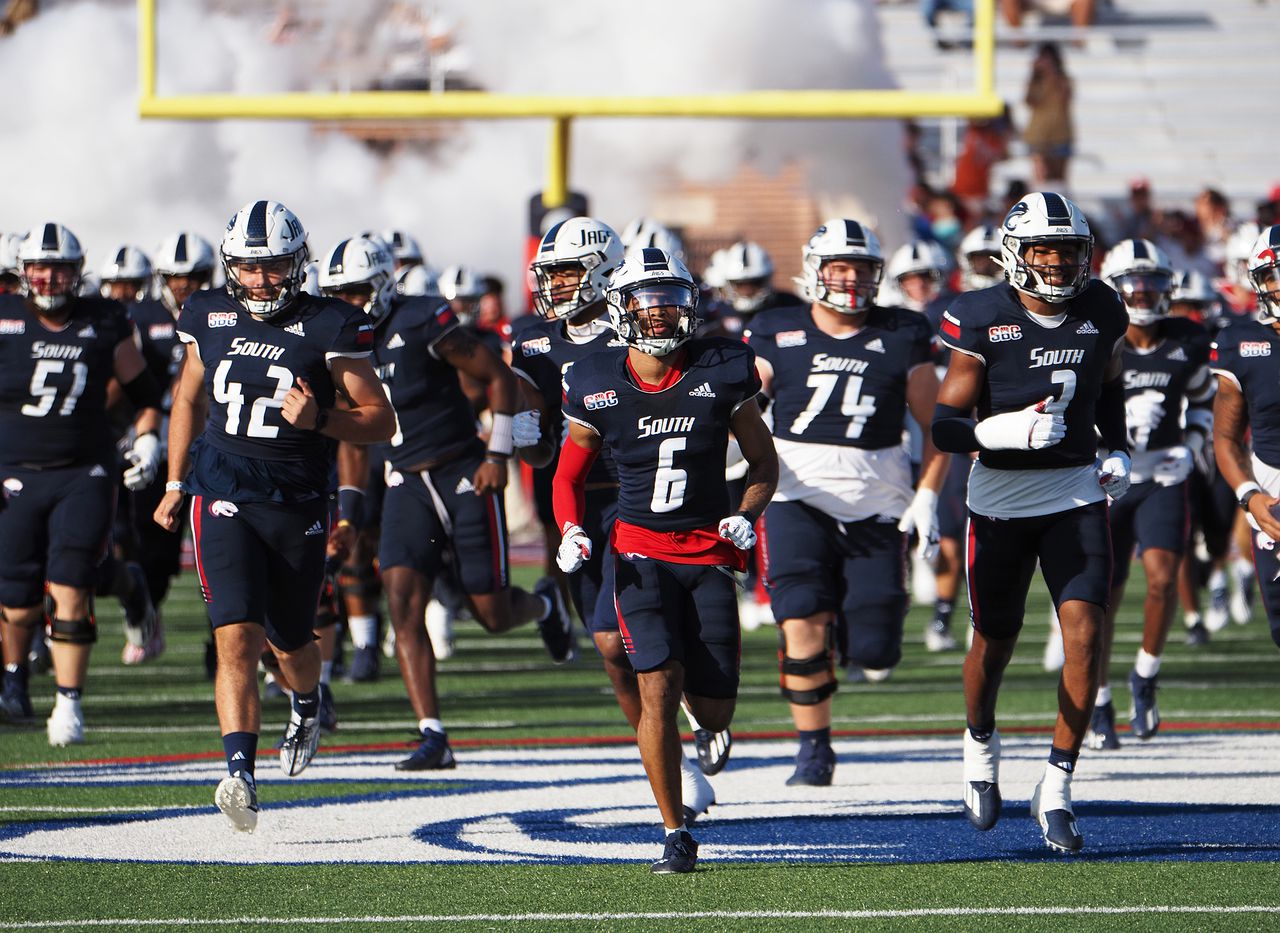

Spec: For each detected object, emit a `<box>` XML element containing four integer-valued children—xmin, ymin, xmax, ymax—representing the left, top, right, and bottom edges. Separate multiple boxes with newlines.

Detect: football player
<box><xmin>1212</xmin><ymin>225</ymin><xmax>1280</xmax><ymax>652</ymax></box>
<box><xmin>0</xmin><ymin>233</ymin><xmax>23</xmax><ymax>294</ymax></box>
<box><xmin>932</xmin><ymin>192</ymin><xmax>1130</xmax><ymax>853</ymax></box>
<box><xmin>555</xmin><ymin>248</ymin><xmax>777</xmax><ymax>873</ymax></box>
<box><xmin>154</xmin><ymin>201</ymin><xmax>394</xmax><ymax>832</ymax></box>
<box><xmin>318</xmin><ymin>235</ymin><xmax>572</xmax><ymax>773</ymax></box>
<box><xmin>746</xmin><ymin>219</ymin><xmax>947</xmax><ymax>786</ymax></box>
<box><xmin>884</xmin><ymin>239</ymin><xmax>953</xmax><ymax>313</ymax></box>
<box><xmin>0</xmin><ymin>223</ymin><xmax>163</xmax><ymax>744</ymax></box>
<box><xmin>1085</xmin><ymin>240</ymin><xmax>1213</xmax><ymax>750</ymax></box>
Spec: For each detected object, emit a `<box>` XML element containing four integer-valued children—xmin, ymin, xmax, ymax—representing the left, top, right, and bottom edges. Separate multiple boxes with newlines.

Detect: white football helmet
<box><xmin>99</xmin><ymin>245</ymin><xmax>154</xmax><ymax>302</ymax></box>
<box><xmin>720</xmin><ymin>241</ymin><xmax>775</xmax><ymax>313</ymax></box>
<box><xmin>438</xmin><ymin>264</ymin><xmax>483</xmax><ymax>323</ymax></box>
<box><xmin>886</xmin><ymin>240</ymin><xmax>951</xmax><ymax>311</ymax></box>
<box><xmin>702</xmin><ymin>248</ymin><xmax>729</xmax><ymax>292</ymax></box>
<box><xmin>958</xmin><ymin>224</ymin><xmax>1004</xmax><ymax>291</ymax></box>
<box><xmin>606</xmin><ymin>247</ymin><xmax>700</xmax><ymax>357</ymax></box>
<box><xmin>395</xmin><ymin>263</ymin><xmax>440</xmax><ymax>298</ymax></box>
<box><xmin>154</xmin><ymin>231</ymin><xmax>216</xmax><ymax>312</ymax></box>
<box><xmin>622</xmin><ymin>218</ymin><xmax>686</xmax><ymax>261</ymax></box>
<box><xmin>1170</xmin><ymin>269</ymin><xmax>1223</xmax><ymax>325</ymax></box>
<box><xmin>1248</xmin><ymin>225</ymin><xmax>1280</xmax><ymax>324</ymax></box>
<box><xmin>798</xmin><ymin>218</ymin><xmax>884</xmax><ymax>314</ymax></box>
<box><xmin>318</xmin><ymin>235</ymin><xmax>397</xmax><ymax>323</ymax></box>
<box><xmin>530</xmin><ymin>216</ymin><xmax>624</xmax><ymax>321</ymax></box>
<box><xmin>220</xmin><ymin>200</ymin><xmax>311</xmax><ymax>320</ymax></box>
<box><xmin>1102</xmin><ymin>238</ymin><xmax>1174</xmax><ymax>326</ymax></box>
<box><xmin>1226</xmin><ymin>221</ymin><xmax>1262</xmax><ymax>288</ymax></box>
<box><xmin>0</xmin><ymin>232</ymin><xmax>24</xmax><ymax>288</ymax></box>
<box><xmin>1000</xmin><ymin>192</ymin><xmax>1093</xmax><ymax>303</ymax></box>
<box><xmin>381</xmin><ymin>229</ymin><xmax>424</xmax><ymax>266</ymax></box>
<box><xmin>18</xmin><ymin>222</ymin><xmax>84</xmax><ymax>311</ymax></box>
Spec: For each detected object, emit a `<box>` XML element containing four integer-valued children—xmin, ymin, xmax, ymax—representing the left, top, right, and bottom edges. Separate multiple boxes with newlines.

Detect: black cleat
<box><xmin>317</xmin><ymin>683</ymin><xmax>338</xmax><ymax>734</ymax></box>
<box><xmin>346</xmin><ymin>645</ymin><xmax>381</xmax><ymax>683</ymax></box>
<box><xmin>534</xmin><ymin>577</ymin><xmax>575</xmax><ymax>664</ymax></box>
<box><xmin>786</xmin><ymin>739</ymin><xmax>836</xmax><ymax>787</ymax></box>
<box><xmin>1031</xmin><ymin>780</ymin><xmax>1084</xmax><ymax>853</ymax></box>
<box><xmin>1128</xmin><ymin>670</ymin><xmax>1160</xmax><ymax>739</ymax></box>
<box><xmin>1184</xmin><ymin>621</ymin><xmax>1210</xmax><ymax>647</ymax></box>
<box><xmin>693</xmin><ymin>727</ymin><xmax>732</xmax><ymax>775</ymax></box>
<box><xmin>650</xmin><ymin>829</ymin><xmax>698</xmax><ymax>874</ymax></box>
<box><xmin>964</xmin><ymin>780</ymin><xmax>1002</xmax><ymax>831</ymax></box>
<box><xmin>395</xmin><ymin>729</ymin><xmax>457</xmax><ymax>771</ymax></box>
<box><xmin>1085</xmin><ymin>700</ymin><xmax>1121</xmax><ymax>751</ymax></box>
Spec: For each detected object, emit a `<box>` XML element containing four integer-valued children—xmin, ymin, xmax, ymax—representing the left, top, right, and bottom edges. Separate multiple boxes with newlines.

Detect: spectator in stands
<box><xmin>951</xmin><ymin>105</ymin><xmax>1013</xmax><ymax>218</ymax></box>
<box><xmin>1112</xmin><ymin>178</ymin><xmax>1161</xmax><ymax>243</ymax></box>
<box><xmin>1022</xmin><ymin>43</ymin><xmax>1074</xmax><ymax>188</ymax></box>
<box><xmin>1002</xmin><ymin>0</ymin><xmax>1096</xmax><ymax>30</ymax></box>
<box><xmin>922</xmin><ymin>0</ymin><xmax>973</xmax><ymax>30</ymax></box>
<box><xmin>925</xmin><ymin>190</ymin><xmax>967</xmax><ymax>254</ymax></box>
<box><xmin>1158</xmin><ymin>210</ymin><xmax>1218</xmax><ymax>280</ymax></box>
<box><xmin>1195</xmin><ymin>188</ymin><xmax>1234</xmax><ymax>269</ymax></box>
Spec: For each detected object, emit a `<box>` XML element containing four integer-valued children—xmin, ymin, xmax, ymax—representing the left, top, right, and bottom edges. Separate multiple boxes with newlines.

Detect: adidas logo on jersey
<box><xmin>77</xmin><ymin>325</ymin><xmax>97</xmax><ymax>339</ymax></box>
<box><xmin>688</xmin><ymin>382</ymin><xmax>717</xmax><ymax>398</ymax></box>
<box><xmin>88</xmin><ymin>465</ymin><xmax>107</xmax><ymax>478</ymax></box>
<box><xmin>1168</xmin><ymin>346</ymin><xmax>1187</xmax><ymax>361</ymax></box>
<box><xmin>865</xmin><ymin>337</ymin><xmax>886</xmax><ymax>354</ymax></box>
<box><xmin>1077</xmin><ymin>320</ymin><xmax>1099</xmax><ymax>335</ymax></box>
<box><xmin>386</xmin><ymin>333</ymin><xmax>406</xmax><ymax>349</ymax></box>
<box><xmin>455</xmin><ymin>477</ymin><xmax>475</xmax><ymax>495</ymax></box>
<box><xmin>284</xmin><ymin>321</ymin><xmax>306</xmax><ymax>336</ymax></box>
<box><xmin>304</xmin><ymin>521</ymin><xmax>325</xmax><ymax>536</ymax></box>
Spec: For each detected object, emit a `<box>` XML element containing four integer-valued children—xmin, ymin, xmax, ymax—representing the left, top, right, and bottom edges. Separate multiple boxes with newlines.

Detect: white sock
<box><xmin>1134</xmin><ymin>648</ymin><xmax>1161</xmax><ymax>679</ymax></box>
<box><xmin>962</xmin><ymin>728</ymin><xmax>1000</xmax><ymax>784</ymax></box>
<box><xmin>1234</xmin><ymin>557</ymin><xmax>1255</xmax><ymax>581</ymax></box>
<box><xmin>320</xmin><ymin>661</ymin><xmax>333</xmax><ymax>685</ymax></box>
<box><xmin>349</xmin><ymin>614</ymin><xmax>378</xmax><ymax>649</ymax></box>
<box><xmin>1184</xmin><ymin>611</ymin><xmax>1202</xmax><ymax>629</ymax></box>
<box><xmin>53</xmin><ymin>692</ymin><xmax>81</xmax><ymax>713</ymax></box>
<box><xmin>1040</xmin><ymin>761</ymin><xmax>1073</xmax><ymax>812</ymax></box>
<box><xmin>418</xmin><ymin>717</ymin><xmax>445</xmax><ymax>735</ymax></box>
<box><xmin>680</xmin><ymin>700</ymin><xmax>703</xmax><ymax>732</ymax></box>
<box><xmin>1095</xmin><ymin>685</ymin><xmax>1111</xmax><ymax>706</ymax></box>
<box><xmin>663</xmin><ymin>822</ymin><xmax>687</xmax><ymax>837</ymax></box>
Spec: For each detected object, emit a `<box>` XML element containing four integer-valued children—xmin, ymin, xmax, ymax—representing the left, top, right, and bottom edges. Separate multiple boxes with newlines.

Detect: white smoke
<box><xmin>1</xmin><ymin>0</ymin><xmax>906</xmax><ymax>291</ymax></box>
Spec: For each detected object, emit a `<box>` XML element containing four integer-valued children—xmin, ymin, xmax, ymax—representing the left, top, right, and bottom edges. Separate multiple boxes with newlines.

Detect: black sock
<box><xmin>223</xmin><ymin>732</ymin><xmax>258</xmax><ymax>779</ymax></box>
<box><xmin>1048</xmin><ymin>745</ymin><xmax>1078</xmax><ymax>774</ymax></box>
<box><xmin>933</xmin><ymin>600</ymin><xmax>954</xmax><ymax>629</ymax></box>
<box><xmin>967</xmin><ymin>722</ymin><xmax>994</xmax><ymax>743</ymax></box>
<box><xmin>798</xmin><ymin>727</ymin><xmax>831</xmax><ymax>749</ymax></box>
<box><xmin>292</xmin><ymin>687</ymin><xmax>320</xmax><ymax>720</ymax></box>
<box><xmin>56</xmin><ymin>685</ymin><xmax>82</xmax><ymax>701</ymax></box>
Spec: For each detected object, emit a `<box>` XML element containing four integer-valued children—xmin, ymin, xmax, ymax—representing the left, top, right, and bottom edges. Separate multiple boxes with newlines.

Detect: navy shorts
<box><xmin>1189</xmin><ymin>470</ymin><xmax>1235</xmax><ymax>560</ymax></box>
<box><xmin>569</xmin><ymin>487</ymin><xmax>619</xmax><ymax>634</ymax></box>
<box><xmin>1109</xmin><ymin>480</ymin><xmax>1189</xmax><ymax>586</ymax></box>
<box><xmin>1249</xmin><ymin>532</ymin><xmax>1280</xmax><ymax>650</ymax></box>
<box><xmin>190</xmin><ymin>494</ymin><xmax>329</xmax><ymax>651</ymax></box>
<box><xmin>966</xmin><ymin>501</ymin><xmax>1112</xmax><ymax>639</ymax></box>
<box><xmin>0</xmin><ymin>462</ymin><xmax>115</xmax><ymax>607</ymax></box>
<box><xmin>532</xmin><ymin>460</ymin><xmax>556</xmax><ymax>530</ymax></box>
<box><xmin>938</xmin><ymin>455</ymin><xmax>972</xmax><ymax>542</ymax></box>
<box><xmin>378</xmin><ymin>450</ymin><xmax>509</xmax><ymax>594</ymax></box>
<box><xmin>612</xmin><ymin>555</ymin><xmax>740</xmax><ymax>698</ymax></box>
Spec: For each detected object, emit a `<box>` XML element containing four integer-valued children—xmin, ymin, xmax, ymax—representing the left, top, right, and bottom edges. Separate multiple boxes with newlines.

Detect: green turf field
<box><xmin>2</xmin><ymin>562</ymin><xmax>1279</xmax><ymax>931</ymax></box>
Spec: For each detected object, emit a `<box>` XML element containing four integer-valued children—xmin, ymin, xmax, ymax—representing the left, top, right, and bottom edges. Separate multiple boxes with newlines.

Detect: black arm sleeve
<box><xmin>932</xmin><ymin>403</ymin><xmax>981</xmax><ymax>453</ymax></box>
<box><xmin>1095</xmin><ymin>377</ymin><xmax>1129</xmax><ymax>455</ymax></box>
<box><xmin>121</xmin><ymin>369</ymin><xmax>163</xmax><ymax>412</ymax></box>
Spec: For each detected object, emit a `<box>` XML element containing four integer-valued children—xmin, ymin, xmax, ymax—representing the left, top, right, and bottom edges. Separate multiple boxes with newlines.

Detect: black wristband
<box><xmin>737</xmin><ymin>508</ymin><xmax>758</xmax><ymax>526</ymax></box>
<box><xmin>313</xmin><ymin>407</ymin><xmax>329</xmax><ymax>433</ymax></box>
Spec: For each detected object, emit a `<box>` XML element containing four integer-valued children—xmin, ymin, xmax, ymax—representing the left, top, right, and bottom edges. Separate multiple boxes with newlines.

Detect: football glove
<box><xmin>974</xmin><ymin>397</ymin><xmax>1065</xmax><ymax>451</ymax></box>
<box><xmin>897</xmin><ymin>487</ymin><xmax>940</xmax><ymax>561</ymax></box>
<box><xmin>1098</xmin><ymin>450</ymin><xmax>1132</xmax><ymax>499</ymax></box>
<box><xmin>1124</xmin><ymin>389</ymin><xmax>1166</xmax><ymax>452</ymax></box>
<box><xmin>556</xmin><ymin>523</ymin><xmax>592</xmax><ymax>574</ymax></box>
<box><xmin>1152</xmin><ymin>445</ymin><xmax>1193</xmax><ymax>487</ymax></box>
<box><xmin>1185</xmin><ymin>429</ymin><xmax>1214</xmax><ymax>477</ymax></box>
<box><xmin>718</xmin><ymin>514</ymin><xmax>757</xmax><ymax>550</ymax></box>
<box><xmin>512</xmin><ymin>409</ymin><xmax>542</xmax><ymax>448</ymax></box>
<box><xmin>122</xmin><ymin>432</ymin><xmax>161</xmax><ymax>491</ymax></box>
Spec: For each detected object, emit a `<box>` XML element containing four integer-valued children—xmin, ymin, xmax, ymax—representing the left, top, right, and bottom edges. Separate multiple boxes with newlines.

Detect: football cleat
<box><xmin>215</xmin><ymin>773</ymin><xmax>259</xmax><ymax>833</ymax></box>
<box><xmin>317</xmin><ymin>683</ymin><xmax>338</xmax><ymax>735</ymax></box>
<box><xmin>1184</xmin><ymin>621</ymin><xmax>1210</xmax><ymax>647</ymax></box>
<box><xmin>650</xmin><ymin>829</ymin><xmax>699</xmax><ymax>874</ymax></box>
<box><xmin>395</xmin><ymin>728</ymin><xmax>457</xmax><ymax>771</ymax></box>
<box><xmin>846</xmin><ymin>665</ymin><xmax>893</xmax><ymax>684</ymax></box>
<box><xmin>680</xmin><ymin>755</ymin><xmax>716</xmax><ymax>824</ymax></box>
<box><xmin>534</xmin><ymin>577</ymin><xmax>575</xmax><ymax>664</ymax></box>
<box><xmin>1085</xmin><ymin>700</ymin><xmax>1121</xmax><ymax>751</ymax></box>
<box><xmin>0</xmin><ymin>682</ymin><xmax>34</xmax><ymax>724</ymax></box>
<box><xmin>1030</xmin><ymin>779</ymin><xmax>1084</xmax><ymax>853</ymax></box>
<box><xmin>924</xmin><ymin>620</ymin><xmax>957</xmax><ymax>652</ymax></box>
<box><xmin>122</xmin><ymin>612</ymin><xmax>165</xmax><ymax>666</ymax></box>
<box><xmin>1230</xmin><ymin>589</ymin><xmax>1253</xmax><ymax>626</ymax></box>
<box><xmin>1205</xmin><ymin>571</ymin><xmax>1229</xmax><ymax>632</ymax></box>
<box><xmin>425</xmin><ymin>599</ymin><xmax>456</xmax><ymax>661</ymax></box>
<box><xmin>1128</xmin><ymin>670</ymin><xmax>1160</xmax><ymax>739</ymax></box>
<box><xmin>962</xmin><ymin>729</ymin><xmax>1001</xmax><ymax>831</ymax></box>
<box><xmin>346</xmin><ymin>645</ymin><xmax>381</xmax><ymax>683</ymax></box>
<box><xmin>693</xmin><ymin>727</ymin><xmax>732</xmax><ymax>776</ymax></box>
<box><xmin>28</xmin><ymin>635</ymin><xmax>52</xmax><ymax>675</ymax></box>
<box><xmin>278</xmin><ymin>712</ymin><xmax>320</xmax><ymax>776</ymax></box>
<box><xmin>786</xmin><ymin>737</ymin><xmax>836</xmax><ymax>787</ymax></box>
<box><xmin>46</xmin><ymin>700</ymin><xmax>85</xmax><ymax>747</ymax></box>
<box><xmin>120</xmin><ymin>563</ymin><xmax>158</xmax><ymax>651</ymax></box>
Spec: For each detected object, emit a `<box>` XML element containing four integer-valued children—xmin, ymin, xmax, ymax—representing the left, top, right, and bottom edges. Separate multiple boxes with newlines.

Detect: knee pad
<box><xmin>338</xmin><ymin>562</ymin><xmax>382</xmax><ymax>600</ymax></box>
<box><xmin>778</xmin><ymin>627</ymin><xmax>837</xmax><ymax>705</ymax></box>
<box><xmin>49</xmin><ymin>615</ymin><xmax>97</xmax><ymax>645</ymax></box>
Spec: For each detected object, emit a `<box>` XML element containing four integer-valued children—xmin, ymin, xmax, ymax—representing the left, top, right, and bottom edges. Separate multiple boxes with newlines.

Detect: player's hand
<box><xmin>974</xmin><ymin>397</ymin><xmax>1065</xmax><ymax>451</ymax></box>
<box><xmin>1124</xmin><ymin>389</ymin><xmax>1166</xmax><ymax>452</ymax></box>
<box><xmin>1186</xmin><ymin>430</ymin><xmax>1214</xmax><ymax>477</ymax></box>
<box><xmin>473</xmin><ymin>458</ymin><xmax>508</xmax><ymax>495</ymax></box>
<box><xmin>556</xmin><ymin>523</ymin><xmax>592</xmax><ymax>573</ymax></box>
<box><xmin>1246</xmin><ymin>493</ymin><xmax>1280</xmax><ymax>542</ymax></box>
<box><xmin>282</xmin><ymin>377</ymin><xmax>320</xmax><ymax>430</ymax></box>
<box><xmin>717</xmin><ymin>514</ymin><xmax>757</xmax><ymax>550</ymax></box>
<box><xmin>1152</xmin><ymin>445</ymin><xmax>1193</xmax><ymax>487</ymax></box>
<box><xmin>1098</xmin><ymin>450</ymin><xmax>1132</xmax><ymax>499</ymax></box>
<box><xmin>153</xmin><ymin>489</ymin><xmax>185</xmax><ymax>532</ymax></box>
<box><xmin>512</xmin><ymin>410</ymin><xmax>542</xmax><ymax>448</ymax></box>
<box><xmin>122</xmin><ymin>432</ymin><xmax>161</xmax><ymax>491</ymax></box>
<box><xmin>327</xmin><ymin>520</ymin><xmax>356</xmax><ymax>563</ymax></box>
<box><xmin>897</xmin><ymin>487</ymin><xmax>940</xmax><ymax>561</ymax></box>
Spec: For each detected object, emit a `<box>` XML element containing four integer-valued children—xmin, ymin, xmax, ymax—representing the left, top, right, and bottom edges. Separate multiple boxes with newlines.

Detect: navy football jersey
<box><xmin>939</xmin><ymin>280</ymin><xmax>1128</xmax><ymax>470</ymax></box>
<box><xmin>746</xmin><ymin>304</ymin><xmax>932</xmax><ymax>450</ymax></box>
<box><xmin>177</xmin><ymin>290</ymin><xmax>371</xmax><ymax>499</ymax></box>
<box><xmin>1121</xmin><ymin>315</ymin><xmax>1211</xmax><ymax>451</ymax></box>
<box><xmin>562</xmin><ymin>338</ymin><xmax>761</xmax><ymax>532</ymax></box>
<box><xmin>371</xmin><ymin>296</ymin><xmax>479</xmax><ymax>471</ymax></box>
<box><xmin>0</xmin><ymin>294</ymin><xmax>135</xmax><ymax>467</ymax></box>
<box><xmin>510</xmin><ymin>316</ymin><xmax>623</xmax><ymax>485</ymax></box>
<box><xmin>1211</xmin><ymin>317</ymin><xmax>1280</xmax><ymax>466</ymax></box>
<box><xmin>129</xmin><ymin>299</ymin><xmax>183</xmax><ymax>408</ymax></box>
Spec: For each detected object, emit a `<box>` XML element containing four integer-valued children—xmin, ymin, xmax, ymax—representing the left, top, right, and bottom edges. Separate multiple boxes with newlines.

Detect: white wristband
<box><xmin>165</xmin><ymin>481</ymin><xmax>187</xmax><ymax>493</ymax></box>
<box><xmin>1235</xmin><ymin>480</ymin><xmax>1262</xmax><ymax>500</ymax></box>
<box><xmin>488</xmin><ymin>412</ymin><xmax>514</xmax><ymax>456</ymax></box>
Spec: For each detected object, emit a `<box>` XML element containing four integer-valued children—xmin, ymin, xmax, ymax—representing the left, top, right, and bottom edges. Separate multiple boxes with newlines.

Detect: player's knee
<box><xmin>1</xmin><ymin>605</ymin><xmax>42</xmax><ymax>629</ymax></box>
<box><xmin>844</xmin><ymin>605</ymin><xmax>904</xmax><ymax>672</ymax></box>
<box><xmin>48</xmin><ymin>615</ymin><xmax>96</xmax><ymax>645</ymax></box>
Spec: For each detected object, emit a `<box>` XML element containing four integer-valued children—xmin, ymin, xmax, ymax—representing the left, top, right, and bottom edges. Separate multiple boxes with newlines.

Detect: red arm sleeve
<box><xmin>552</xmin><ymin>435</ymin><xmax>599</xmax><ymax>533</ymax></box>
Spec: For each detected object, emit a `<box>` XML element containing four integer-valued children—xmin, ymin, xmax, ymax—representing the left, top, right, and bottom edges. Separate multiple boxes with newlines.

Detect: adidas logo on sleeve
<box><xmin>1077</xmin><ymin>321</ymin><xmax>1099</xmax><ymax>335</ymax></box>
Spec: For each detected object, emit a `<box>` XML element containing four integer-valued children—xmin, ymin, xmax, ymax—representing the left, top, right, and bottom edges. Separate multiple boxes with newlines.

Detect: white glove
<box><xmin>1152</xmin><ymin>445</ymin><xmax>1193</xmax><ymax>487</ymax></box>
<box><xmin>512</xmin><ymin>409</ymin><xmax>542</xmax><ymax>448</ymax></box>
<box><xmin>1098</xmin><ymin>450</ymin><xmax>1132</xmax><ymax>499</ymax></box>
<box><xmin>1124</xmin><ymin>389</ymin><xmax>1166</xmax><ymax>452</ymax></box>
<box><xmin>974</xmin><ymin>397</ymin><xmax>1065</xmax><ymax>451</ymax></box>
<box><xmin>897</xmin><ymin>487</ymin><xmax>940</xmax><ymax>561</ymax></box>
<box><xmin>122</xmin><ymin>432</ymin><xmax>161</xmax><ymax>491</ymax></box>
<box><xmin>1185</xmin><ymin>430</ymin><xmax>1214</xmax><ymax>477</ymax></box>
<box><xmin>556</xmin><ymin>523</ymin><xmax>592</xmax><ymax>574</ymax></box>
<box><xmin>718</xmin><ymin>514</ymin><xmax>757</xmax><ymax>550</ymax></box>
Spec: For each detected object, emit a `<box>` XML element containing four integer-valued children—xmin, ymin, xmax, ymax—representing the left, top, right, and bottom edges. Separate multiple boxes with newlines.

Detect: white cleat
<box><xmin>425</xmin><ymin>600</ymin><xmax>455</xmax><ymax>661</ymax></box>
<box><xmin>910</xmin><ymin>551</ymin><xmax>937</xmax><ymax>606</ymax></box>
<box><xmin>46</xmin><ymin>700</ymin><xmax>85</xmax><ymax>747</ymax></box>
<box><xmin>278</xmin><ymin>712</ymin><xmax>320</xmax><ymax>777</ymax></box>
<box><xmin>215</xmin><ymin>774</ymin><xmax>259</xmax><ymax>833</ymax></box>
<box><xmin>924</xmin><ymin>622</ymin><xmax>957</xmax><ymax>652</ymax></box>
<box><xmin>680</xmin><ymin>754</ymin><xmax>716</xmax><ymax>825</ymax></box>
<box><xmin>738</xmin><ymin>596</ymin><xmax>770</xmax><ymax>633</ymax></box>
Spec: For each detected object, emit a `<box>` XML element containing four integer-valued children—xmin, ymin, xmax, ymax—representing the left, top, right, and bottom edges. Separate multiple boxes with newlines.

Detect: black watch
<box><xmin>1240</xmin><ymin>488</ymin><xmax>1262</xmax><ymax>512</ymax></box>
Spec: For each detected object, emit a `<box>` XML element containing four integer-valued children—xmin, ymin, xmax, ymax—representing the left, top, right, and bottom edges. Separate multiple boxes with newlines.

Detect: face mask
<box><xmin>931</xmin><ymin>217</ymin><xmax>962</xmax><ymax>244</ymax></box>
